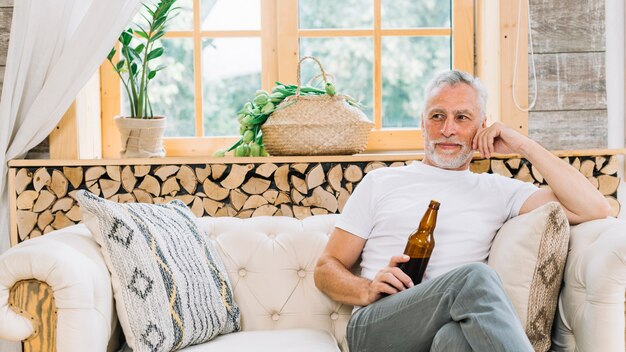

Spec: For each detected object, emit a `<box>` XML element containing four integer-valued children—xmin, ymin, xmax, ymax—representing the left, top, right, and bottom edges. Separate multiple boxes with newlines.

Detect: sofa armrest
<box><xmin>0</xmin><ymin>225</ymin><xmax>120</xmax><ymax>352</ymax></box>
<box><xmin>553</xmin><ymin>217</ymin><xmax>626</xmax><ymax>352</ymax></box>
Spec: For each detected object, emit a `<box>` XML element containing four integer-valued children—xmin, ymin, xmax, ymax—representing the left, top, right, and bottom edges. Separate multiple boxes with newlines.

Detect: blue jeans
<box><xmin>347</xmin><ymin>263</ymin><xmax>533</xmax><ymax>352</ymax></box>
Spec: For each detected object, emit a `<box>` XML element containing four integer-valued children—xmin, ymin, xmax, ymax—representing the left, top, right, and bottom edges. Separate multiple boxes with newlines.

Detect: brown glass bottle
<box><xmin>398</xmin><ymin>200</ymin><xmax>439</xmax><ymax>285</ymax></box>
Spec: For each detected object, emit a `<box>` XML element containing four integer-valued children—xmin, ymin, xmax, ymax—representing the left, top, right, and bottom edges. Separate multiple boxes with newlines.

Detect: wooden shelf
<box><xmin>8</xmin><ymin>148</ymin><xmax>626</xmax><ymax>167</ymax></box>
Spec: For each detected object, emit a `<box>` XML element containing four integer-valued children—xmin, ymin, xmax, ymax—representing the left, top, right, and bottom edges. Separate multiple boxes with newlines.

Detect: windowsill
<box><xmin>8</xmin><ymin>148</ymin><xmax>626</xmax><ymax>167</ymax></box>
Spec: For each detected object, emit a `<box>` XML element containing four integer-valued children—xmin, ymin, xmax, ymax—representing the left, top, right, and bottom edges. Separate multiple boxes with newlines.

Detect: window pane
<box><xmin>120</xmin><ymin>38</ymin><xmax>196</xmax><ymax>137</ymax></box>
<box><xmin>201</xmin><ymin>0</ymin><xmax>260</xmax><ymax>30</ymax></box>
<box><xmin>167</xmin><ymin>0</ymin><xmax>193</xmax><ymax>31</ymax></box>
<box><xmin>382</xmin><ymin>0</ymin><xmax>451</xmax><ymax>28</ymax></box>
<box><xmin>299</xmin><ymin>0</ymin><xmax>373</xmax><ymax>29</ymax></box>
<box><xmin>202</xmin><ymin>38</ymin><xmax>262</xmax><ymax>137</ymax></box>
<box><xmin>382</xmin><ymin>36</ymin><xmax>450</xmax><ymax>128</ymax></box>
<box><xmin>299</xmin><ymin>37</ymin><xmax>373</xmax><ymax>119</ymax></box>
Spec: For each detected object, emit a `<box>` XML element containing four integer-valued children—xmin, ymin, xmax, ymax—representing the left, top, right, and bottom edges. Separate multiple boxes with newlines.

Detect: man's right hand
<box><xmin>315</xmin><ymin>228</ymin><xmax>415</xmax><ymax>307</ymax></box>
<box><xmin>366</xmin><ymin>255</ymin><xmax>414</xmax><ymax>304</ymax></box>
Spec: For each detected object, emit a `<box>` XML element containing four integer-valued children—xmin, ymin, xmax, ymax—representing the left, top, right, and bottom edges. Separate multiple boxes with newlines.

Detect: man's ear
<box><xmin>421</xmin><ymin>113</ymin><xmax>425</xmax><ymax>129</ymax></box>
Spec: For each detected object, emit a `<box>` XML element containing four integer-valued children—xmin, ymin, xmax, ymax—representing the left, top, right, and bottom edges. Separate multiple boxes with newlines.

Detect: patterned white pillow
<box><xmin>488</xmin><ymin>201</ymin><xmax>569</xmax><ymax>352</ymax></box>
<box><xmin>77</xmin><ymin>190</ymin><xmax>240</xmax><ymax>352</ymax></box>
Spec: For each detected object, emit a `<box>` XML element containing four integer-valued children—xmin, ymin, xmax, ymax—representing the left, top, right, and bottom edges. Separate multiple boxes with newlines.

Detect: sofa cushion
<box><xmin>178</xmin><ymin>329</ymin><xmax>340</xmax><ymax>352</ymax></box>
<box><xmin>197</xmin><ymin>215</ymin><xmax>352</xmax><ymax>351</ymax></box>
<box><xmin>77</xmin><ymin>191</ymin><xmax>240</xmax><ymax>352</ymax></box>
<box><xmin>488</xmin><ymin>201</ymin><xmax>569</xmax><ymax>352</ymax></box>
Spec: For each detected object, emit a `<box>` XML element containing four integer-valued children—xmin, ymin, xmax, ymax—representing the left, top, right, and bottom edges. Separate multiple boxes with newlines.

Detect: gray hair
<box><xmin>422</xmin><ymin>70</ymin><xmax>488</xmax><ymax>118</ymax></box>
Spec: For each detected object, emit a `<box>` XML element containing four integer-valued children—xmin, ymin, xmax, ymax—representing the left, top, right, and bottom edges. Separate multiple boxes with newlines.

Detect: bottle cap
<box><xmin>429</xmin><ymin>200</ymin><xmax>440</xmax><ymax>210</ymax></box>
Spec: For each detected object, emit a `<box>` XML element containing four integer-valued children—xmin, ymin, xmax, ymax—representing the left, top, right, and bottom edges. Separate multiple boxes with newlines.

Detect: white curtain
<box><xmin>0</xmin><ymin>0</ymin><xmax>142</xmax><ymax>347</ymax></box>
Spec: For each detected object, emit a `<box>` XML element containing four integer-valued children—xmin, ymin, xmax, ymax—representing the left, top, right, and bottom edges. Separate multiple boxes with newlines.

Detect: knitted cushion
<box><xmin>77</xmin><ymin>191</ymin><xmax>240</xmax><ymax>352</ymax></box>
<box><xmin>488</xmin><ymin>202</ymin><xmax>569</xmax><ymax>352</ymax></box>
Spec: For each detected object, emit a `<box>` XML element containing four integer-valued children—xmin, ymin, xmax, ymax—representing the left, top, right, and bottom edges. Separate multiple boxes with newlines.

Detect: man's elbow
<box><xmin>313</xmin><ymin>256</ymin><xmax>329</xmax><ymax>291</ymax></box>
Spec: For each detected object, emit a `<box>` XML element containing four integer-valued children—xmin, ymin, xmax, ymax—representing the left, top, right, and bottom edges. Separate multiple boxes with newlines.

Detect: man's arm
<box><xmin>473</xmin><ymin>122</ymin><xmax>611</xmax><ymax>224</ymax></box>
<box><xmin>314</xmin><ymin>227</ymin><xmax>413</xmax><ymax>306</ymax></box>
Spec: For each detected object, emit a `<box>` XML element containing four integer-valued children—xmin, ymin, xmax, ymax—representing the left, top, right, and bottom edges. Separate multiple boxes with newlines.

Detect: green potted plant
<box><xmin>107</xmin><ymin>0</ymin><xmax>178</xmax><ymax>158</ymax></box>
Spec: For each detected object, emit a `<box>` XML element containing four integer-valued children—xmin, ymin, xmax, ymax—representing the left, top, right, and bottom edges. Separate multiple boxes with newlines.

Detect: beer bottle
<box><xmin>398</xmin><ymin>200</ymin><xmax>439</xmax><ymax>285</ymax></box>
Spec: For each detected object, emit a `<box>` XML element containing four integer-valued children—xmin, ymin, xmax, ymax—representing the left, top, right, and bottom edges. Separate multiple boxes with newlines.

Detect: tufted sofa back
<box><xmin>196</xmin><ymin>214</ymin><xmax>352</xmax><ymax>351</ymax></box>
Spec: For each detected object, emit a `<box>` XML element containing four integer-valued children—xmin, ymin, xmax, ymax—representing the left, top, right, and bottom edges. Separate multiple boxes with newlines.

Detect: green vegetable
<box><xmin>242</xmin><ymin>115</ymin><xmax>253</xmax><ymax>125</ymax></box>
<box><xmin>243</xmin><ymin>130</ymin><xmax>254</xmax><ymax>143</ymax></box>
<box><xmin>249</xmin><ymin>142</ymin><xmax>261</xmax><ymax>157</ymax></box>
<box><xmin>270</xmin><ymin>92</ymin><xmax>285</xmax><ymax>102</ymax></box>
<box><xmin>261</xmin><ymin>102</ymin><xmax>275</xmax><ymax>115</ymax></box>
<box><xmin>272</xmin><ymin>85</ymin><xmax>286</xmax><ymax>93</ymax></box>
<box><xmin>325</xmin><ymin>82</ymin><xmax>336</xmax><ymax>96</ymax></box>
<box><xmin>235</xmin><ymin>144</ymin><xmax>250</xmax><ymax>157</ymax></box>
<box><xmin>212</xmin><ymin>149</ymin><xmax>226</xmax><ymax>157</ymax></box>
<box><xmin>253</xmin><ymin>94</ymin><xmax>269</xmax><ymax>106</ymax></box>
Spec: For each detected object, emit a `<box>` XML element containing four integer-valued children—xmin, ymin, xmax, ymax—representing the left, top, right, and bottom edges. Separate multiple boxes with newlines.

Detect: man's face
<box><xmin>421</xmin><ymin>83</ymin><xmax>485</xmax><ymax>170</ymax></box>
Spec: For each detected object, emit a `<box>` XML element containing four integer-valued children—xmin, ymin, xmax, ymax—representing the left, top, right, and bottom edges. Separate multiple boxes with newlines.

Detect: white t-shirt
<box><xmin>336</xmin><ymin>161</ymin><xmax>539</xmax><ymax>282</ymax></box>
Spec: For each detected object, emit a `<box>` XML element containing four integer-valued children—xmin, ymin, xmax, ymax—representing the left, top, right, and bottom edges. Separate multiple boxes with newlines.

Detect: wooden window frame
<box><xmin>100</xmin><ymin>0</ymin><xmax>475</xmax><ymax>158</ymax></box>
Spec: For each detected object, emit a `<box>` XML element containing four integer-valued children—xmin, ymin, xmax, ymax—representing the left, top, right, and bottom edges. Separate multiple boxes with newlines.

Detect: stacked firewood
<box><xmin>12</xmin><ymin>156</ymin><xmax>620</xmax><ymax>245</ymax></box>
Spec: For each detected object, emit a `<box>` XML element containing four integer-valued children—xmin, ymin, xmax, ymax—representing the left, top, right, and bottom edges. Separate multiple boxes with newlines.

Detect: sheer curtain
<box><xmin>0</xmin><ymin>0</ymin><xmax>141</xmax><ymax>348</ymax></box>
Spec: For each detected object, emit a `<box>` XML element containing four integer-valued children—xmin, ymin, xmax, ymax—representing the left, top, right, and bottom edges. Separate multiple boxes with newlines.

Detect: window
<box><xmin>101</xmin><ymin>0</ymin><xmax>474</xmax><ymax>157</ymax></box>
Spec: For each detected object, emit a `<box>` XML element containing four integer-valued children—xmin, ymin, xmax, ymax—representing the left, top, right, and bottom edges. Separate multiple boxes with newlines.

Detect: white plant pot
<box><xmin>114</xmin><ymin>116</ymin><xmax>166</xmax><ymax>158</ymax></box>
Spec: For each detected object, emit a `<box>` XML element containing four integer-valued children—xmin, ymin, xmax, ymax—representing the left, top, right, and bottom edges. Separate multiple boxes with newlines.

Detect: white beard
<box><xmin>424</xmin><ymin>136</ymin><xmax>473</xmax><ymax>169</ymax></box>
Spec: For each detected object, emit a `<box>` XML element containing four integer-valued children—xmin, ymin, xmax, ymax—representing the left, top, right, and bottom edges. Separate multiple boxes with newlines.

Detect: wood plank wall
<box><xmin>528</xmin><ymin>0</ymin><xmax>607</xmax><ymax>150</ymax></box>
<box><xmin>0</xmin><ymin>0</ymin><xmax>10</xmax><ymax>94</ymax></box>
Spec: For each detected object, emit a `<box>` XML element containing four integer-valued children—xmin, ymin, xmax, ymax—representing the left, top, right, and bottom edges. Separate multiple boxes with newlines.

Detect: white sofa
<box><xmin>0</xmin><ymin>214</ymin><xmax>624</xmax><ymax>351</ymax></box>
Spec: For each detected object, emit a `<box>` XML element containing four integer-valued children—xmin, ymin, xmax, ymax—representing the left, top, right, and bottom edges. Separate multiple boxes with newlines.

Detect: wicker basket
<box><xmin>262</xmin><ymin>57</ymin><xmax>373</xmax><ymax>156</ymax></box>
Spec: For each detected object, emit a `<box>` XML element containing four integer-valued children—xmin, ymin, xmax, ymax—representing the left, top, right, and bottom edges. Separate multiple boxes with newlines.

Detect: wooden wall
<box><xmin>0</xmin><ymin>0</ymin><xmax>10</xmax><ymax>96</ymax></box>
<box><xmin>528</xmin><ymin>0</ymin><xmax>607</xmax><ymax>150</ymax></box>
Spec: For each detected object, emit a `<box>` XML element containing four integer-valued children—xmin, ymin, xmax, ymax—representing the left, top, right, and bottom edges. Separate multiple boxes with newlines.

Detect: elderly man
<box><xmin>313</xmin><ymin>70</ymin><xmax>610</xmax><ymax>351</ymax></box>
